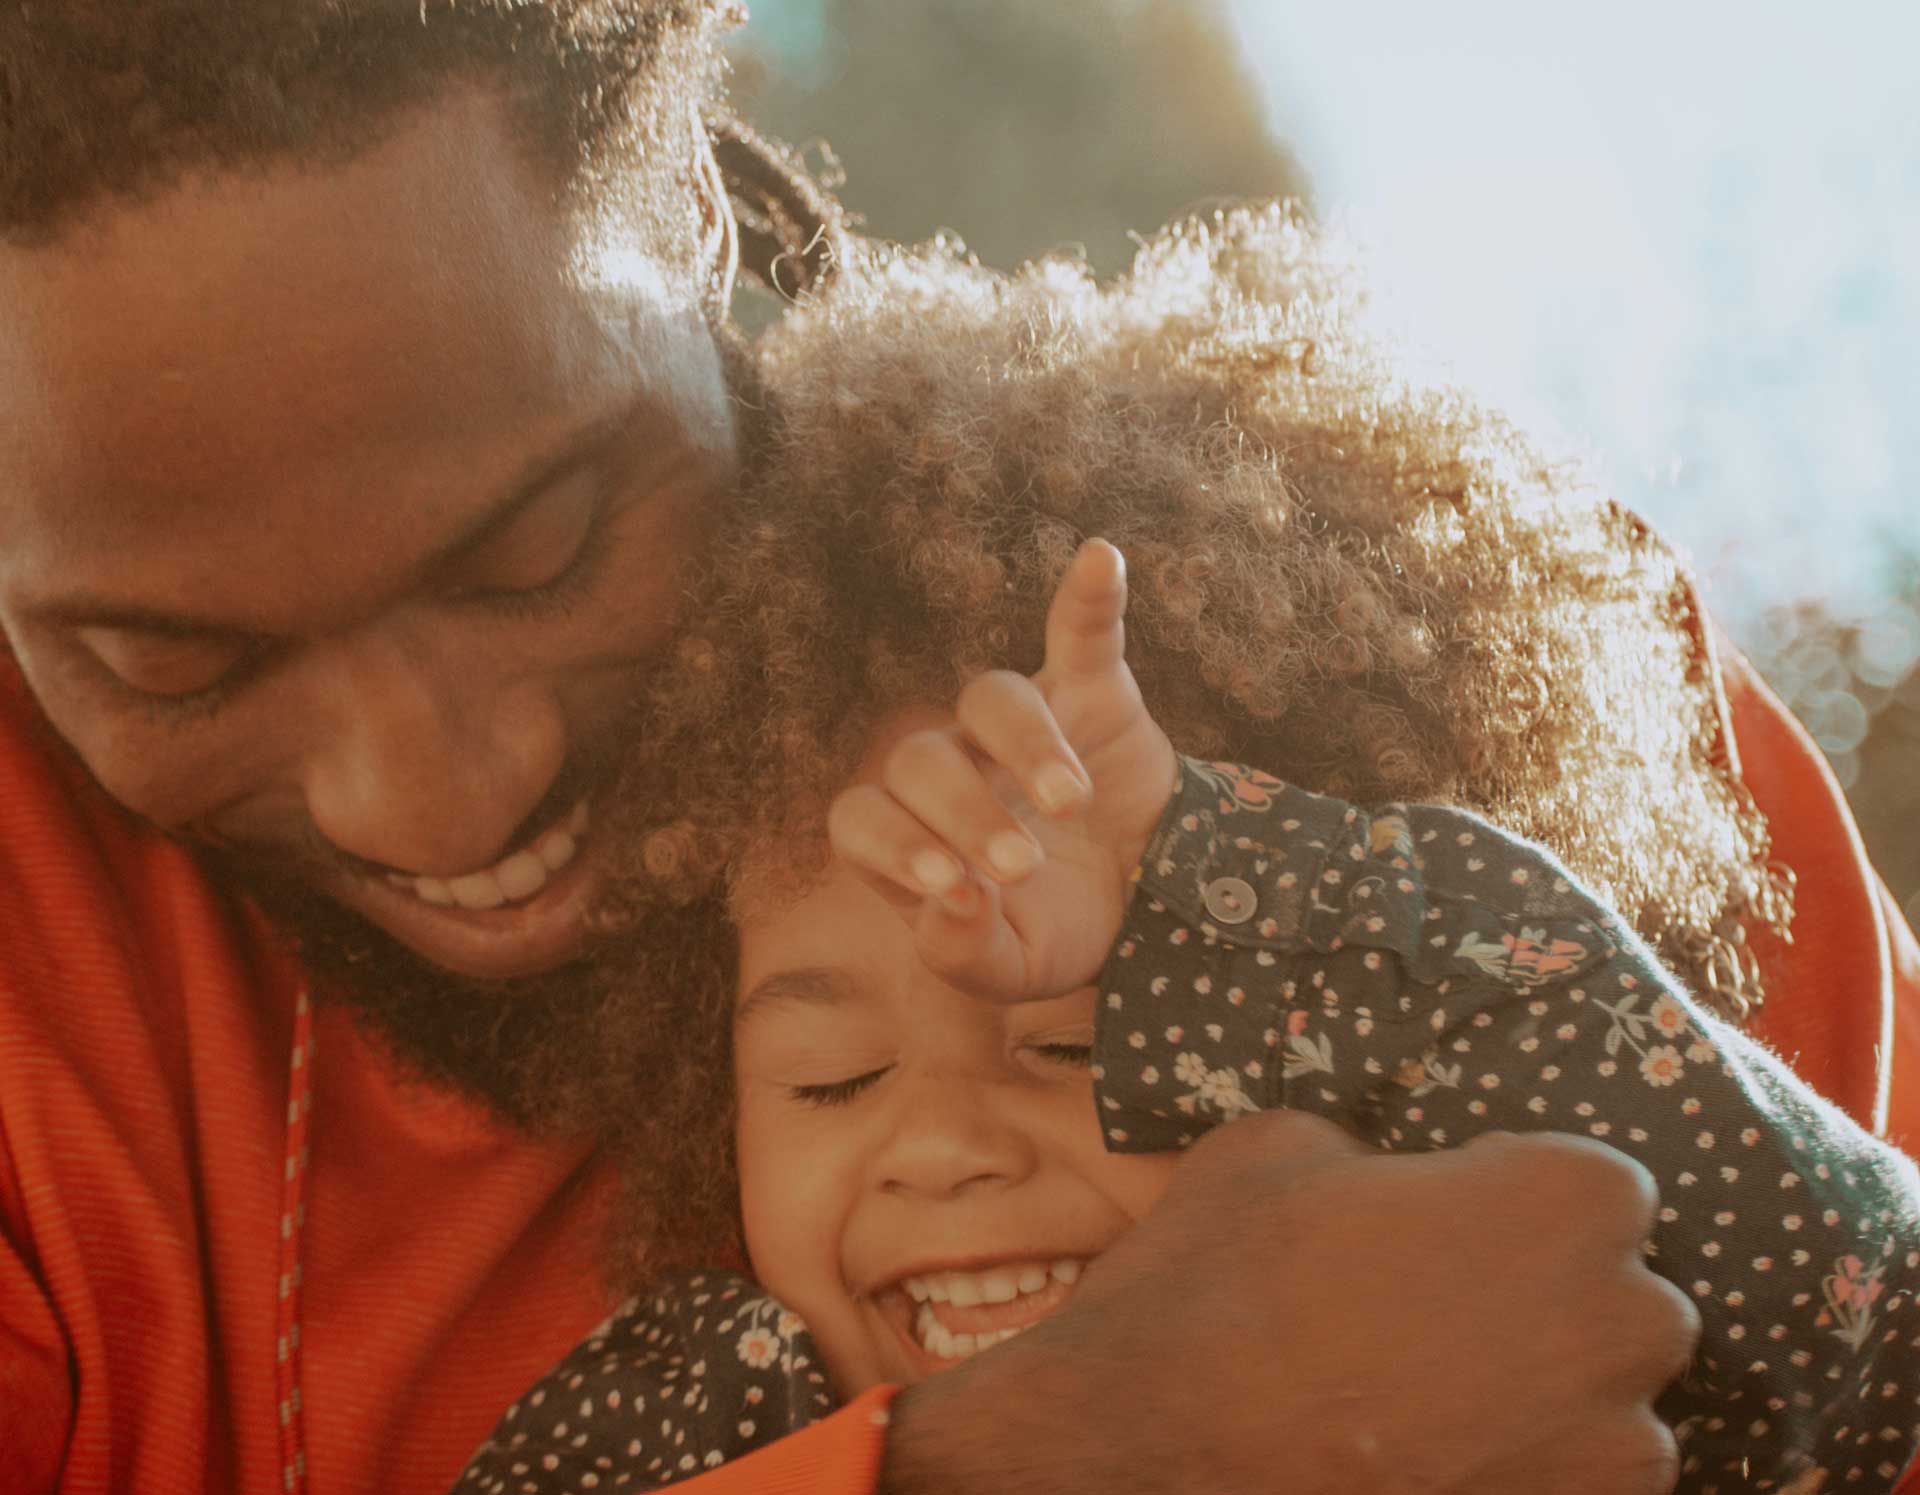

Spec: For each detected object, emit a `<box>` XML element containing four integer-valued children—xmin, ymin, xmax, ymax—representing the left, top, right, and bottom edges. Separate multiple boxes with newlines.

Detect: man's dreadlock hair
<box><xmin>576</xmin><ymin>205</ymin><xmax>1794</xmax><ymax>1286</ymax></box>
<box><xmin>0</xmin><ymin>0</ymin><xmax>847</xmax><ymax>286</ymax></box>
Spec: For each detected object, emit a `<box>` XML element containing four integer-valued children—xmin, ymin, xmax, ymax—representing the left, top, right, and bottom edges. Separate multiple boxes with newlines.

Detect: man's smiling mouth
<box><xmin>879</xmin><ymin>1257</ymin><xmax>1089</xmax><ymax>1366</ymax></box>
<box><xmin>316</xmin><ymin>795</ymin><xmax>606</xmax><ymax>979</ymax></box>
<box><xmin>380</xmin><ymin>799</ymin><xmax>591</xmax><ymax>909</ymax></box>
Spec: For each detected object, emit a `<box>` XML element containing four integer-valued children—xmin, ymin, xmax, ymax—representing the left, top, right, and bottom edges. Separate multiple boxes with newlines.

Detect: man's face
<box><xmin>0</xmin><ymin>90</ymin><xmax>740</xmax><ymax>980</ymax></box>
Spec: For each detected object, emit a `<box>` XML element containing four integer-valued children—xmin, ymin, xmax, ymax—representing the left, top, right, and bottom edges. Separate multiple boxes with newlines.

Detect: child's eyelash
<box><xmin>789</xmin><ymin>1066</ymin><xmax>892</xmax><ymax>1108</ymax></box>
<box><xmin>1028</xmin><ymin>1042</ymin><xmax>1094</xmax><ymax>1068</ymax></box>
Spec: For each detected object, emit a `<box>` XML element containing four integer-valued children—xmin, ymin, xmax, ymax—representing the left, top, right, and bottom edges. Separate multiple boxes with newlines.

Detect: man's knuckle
<box><xmin>1617</xmin><ymin>1411</ymin><xmax>1681</xmax><ymax>1495</ymax></box>
<box><xmin>1495</xmin><ymin>1131</ymin><xmax>1656</xmax><ymax>1225</ymax></box>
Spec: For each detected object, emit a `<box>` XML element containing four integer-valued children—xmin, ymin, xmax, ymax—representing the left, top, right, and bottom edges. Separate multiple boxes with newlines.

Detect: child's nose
<box><xmin>874</xmin><ymin>1071</ymin><xmax>1041</xmax><ymax>1200</ymax></box>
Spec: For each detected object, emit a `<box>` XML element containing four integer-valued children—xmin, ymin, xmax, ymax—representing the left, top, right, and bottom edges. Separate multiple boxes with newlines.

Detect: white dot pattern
<box><xmin>1092</xmin><ymin>759</ymin><xmax>1920</xmax><ymax>1492</ymax></box>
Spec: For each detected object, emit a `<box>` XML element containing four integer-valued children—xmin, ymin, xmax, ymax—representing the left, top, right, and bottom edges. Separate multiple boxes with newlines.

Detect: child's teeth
<box><xmin>979</xmin><ymin>1271</ymin><xmax>1019</xmax><ymax>1304</ymax></box>
<box><xmin>904</xmin><ymin>1258</ymin><xmax>1093</xmax><ymax>1359</ymax></box>
<box><xmin>413</xmin><ymin>876</ymin><xmax>454</xmax><ymax>907</ymax></box>
<box><xmin>912</xmin><ymin>1301</ymin><xmax>1040</xmax><ymax>1360</ymax></box>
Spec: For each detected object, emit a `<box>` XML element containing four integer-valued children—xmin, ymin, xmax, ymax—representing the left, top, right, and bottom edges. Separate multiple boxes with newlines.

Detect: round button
<box><xmin>1202</xmin><ymin>875</ymin><xmax>1257</xmax><ymax>925</ymax></box>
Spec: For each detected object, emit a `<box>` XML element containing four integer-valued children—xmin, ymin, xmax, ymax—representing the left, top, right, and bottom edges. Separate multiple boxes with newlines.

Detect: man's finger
<box><xmin>1038</xmin><ymin>538</ymin><xmax>1128</xmax><ymax>685</ymax></box>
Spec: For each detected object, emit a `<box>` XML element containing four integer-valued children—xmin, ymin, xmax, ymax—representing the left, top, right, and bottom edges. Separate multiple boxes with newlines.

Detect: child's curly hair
<box><xmin>591</xmin><ymin>204</ymin><xmax>1790</xmax><ymax>1285</ymax></box>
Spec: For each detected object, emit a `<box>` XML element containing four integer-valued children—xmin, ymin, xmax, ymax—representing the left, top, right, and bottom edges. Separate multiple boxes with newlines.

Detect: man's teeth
<box><xmin>901</xmin><ymin>1258</ymin><xmax>1084</xmax><ymax>1310</ymax></box>
<box><xmin>387</xmin><ymin>801</ymin><xmax>589</xmax><ymax>910</ymax></box>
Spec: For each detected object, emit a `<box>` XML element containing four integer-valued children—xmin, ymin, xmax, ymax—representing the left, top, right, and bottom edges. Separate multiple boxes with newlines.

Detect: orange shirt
<box><xmin>0</xmin><ymin>644</ymin><xmax>1913</xmax><ymax>1495</ymax></box>
<box><xmin>0</xmin><ymin>663</ymin><xmax>891</xmax><ymax>1495</ymax></box>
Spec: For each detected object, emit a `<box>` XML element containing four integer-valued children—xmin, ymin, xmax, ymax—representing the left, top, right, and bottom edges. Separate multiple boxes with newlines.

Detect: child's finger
<box><xmin>826</xmin><ymin>784</ymin><xmax>971</xmax><ymax>912</ymax></box>
<box><xmin>911</xmin><ymin>876</ymin><xmax>1031</xmax><ymax>1005</ymax></box>
<box><xmin>954</xmin><ymin>669</ymin><xmax>1092</xmax><ymax>817</ymax></box>
<box><xmin>881</xmin><ymin>726</ymin><xmax>1045</xmax><ymax>886</ymax></box>
<box><xmin>1037</xmin><ymin>538</ymin><xmax>1128</xmax><ymax>686</ymax></box>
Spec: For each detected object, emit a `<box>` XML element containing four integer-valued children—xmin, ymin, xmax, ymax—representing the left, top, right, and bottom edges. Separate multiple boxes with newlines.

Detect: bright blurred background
<box><xmin>727</xmin><ymin>0</ymin><xmax>1919</xmax><ymax>920</ymax></box>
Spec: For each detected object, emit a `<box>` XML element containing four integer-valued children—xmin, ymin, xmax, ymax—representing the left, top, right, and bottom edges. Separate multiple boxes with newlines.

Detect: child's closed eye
<box><xmin>1021</xmin><ymin>1037</ymin><xmax>1094</xmax><ymax>1070</ymax></box>
<box><xmin>789</xmin><ymin>1065</ymin><xmax>893</xmax><ymax>1108</ymax></box>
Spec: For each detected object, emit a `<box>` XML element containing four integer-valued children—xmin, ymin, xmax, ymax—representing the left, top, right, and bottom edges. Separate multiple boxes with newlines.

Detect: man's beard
<box><xmin>199</xmin><ymin>321</ymin><xmax>773</xmax><ymax>1136</ymax></box>
<box><xmin>225</xmin><ymin>857</ymin><xmax>727</xmax><ymax>1136</ymax></box>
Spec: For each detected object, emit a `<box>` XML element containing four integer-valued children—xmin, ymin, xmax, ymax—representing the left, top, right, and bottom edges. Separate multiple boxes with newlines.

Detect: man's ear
<box><xmin>693</xmin><ymin>110</ymin><xmax>740</xmax><ymax>309</ymax></box>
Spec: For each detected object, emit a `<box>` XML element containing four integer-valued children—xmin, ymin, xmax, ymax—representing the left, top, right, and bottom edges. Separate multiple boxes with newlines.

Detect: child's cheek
<box><xmin>1100</xmin><ymin>1151</ymin><xmax>1182</xmax><ymax>1223</ymax></box>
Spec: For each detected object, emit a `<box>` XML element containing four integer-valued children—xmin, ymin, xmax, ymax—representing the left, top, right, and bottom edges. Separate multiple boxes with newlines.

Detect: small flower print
<box><xmin>1199</xmin><ymin>1066</ymin><xmax>1260</xmax><ymax>1116</ymax></box>
<box><xmin>1648</xmin><ymin>995</ymin><xmax>1689</xmax><ymax>1039</ymax></box>
<box><xmin>1368</xmin><ymin>813</ymin><xmax>1414</xmax><ymax>862</ymax></box>
<box><xmin>1639</xmin><ymin>1045</ymin><xmax>1684</xmax><ymax>1087</ymax></box>
<box><xmin>1503</xmin><ymin>928</ymin><xmax>1589</xmax><ymax>985</ymax></box>
<box><xmin>736</xmin><ymin>1328</ymin><xmax>780</xmax><ymax>1370</ymax></box>
<box><xmin>1174</xmin><ymin>1051</ymin><xmax>1209</xmax><ymax>1086</ymax></box>
<box><xmin>1282</xmin><ymin>1029</ymin><xmax>1336</xmax><ymax>1080</ymax></box>
<box><xmin>1818</xmin><ymin>1253</ymin><xmax>1888</xmax><ymax>1352</ymax></box>
<box><xmin>1191</xmin><ymin>760</ymin><xmax>1286</xmax><ymax>814</ymax></box>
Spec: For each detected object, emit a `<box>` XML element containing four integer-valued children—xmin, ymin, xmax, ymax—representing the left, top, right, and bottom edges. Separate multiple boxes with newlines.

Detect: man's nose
<box><xmin>299</xmin><ymin>634</ymin><xmax>566</xmax><ymax>876</ymax></box>
<box><xmin>874</xmin><ymin>1071</ymin><xmax>1041</xmax><ymax>1201</ymax></box>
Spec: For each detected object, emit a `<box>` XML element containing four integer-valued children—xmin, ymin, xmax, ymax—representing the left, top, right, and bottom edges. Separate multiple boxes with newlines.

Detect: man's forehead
<box><xmin>1</xmin><ymin>399</ymin><xmax>639</xmax><ymax>635</ymax></box>
<box><xmin>0</xmin><ymin>90</ymin><xmax>703</xmax><ymax>632</ymax></box>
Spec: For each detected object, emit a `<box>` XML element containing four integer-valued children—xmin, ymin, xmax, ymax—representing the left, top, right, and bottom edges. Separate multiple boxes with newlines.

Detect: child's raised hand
<box><xmin>826</xmin><ymin>538</ymin><xmax>1179</xmax><ymax>1004</ymax></box>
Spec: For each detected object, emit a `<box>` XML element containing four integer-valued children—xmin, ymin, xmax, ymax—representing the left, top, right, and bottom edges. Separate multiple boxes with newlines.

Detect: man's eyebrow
<box><xmin>734</xmin><ymin>967</ymin><xmax>857</xmax><ymax>1028</ymax></box>
<box><xmin>25</xmin><ymin>405</ymin><xmax>636</xmax><ymax>637</ymax></box>
<box><xmin>424</xmin><ymin>407</ymin><xmax>631</xmax><ymax>580</ymax></box>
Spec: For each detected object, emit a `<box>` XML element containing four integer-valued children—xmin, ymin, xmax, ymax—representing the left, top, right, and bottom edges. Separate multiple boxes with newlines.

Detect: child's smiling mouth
<box><xmin>875</xmin><ymin>1257</ymin><xmax>1089</xmax><ymax>1369</ymax></box>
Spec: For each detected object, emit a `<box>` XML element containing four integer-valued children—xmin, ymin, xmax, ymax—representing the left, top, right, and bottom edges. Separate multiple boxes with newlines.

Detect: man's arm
<box><xmin>881</xmin><ymin>1115</ymin><xmax>1692</xmax><ymax>1495</ymax></box>
<box><xmin>454</xmin><ymin>1134</ymin><xmax>1689</xmax><ymax>1495</ymax></box>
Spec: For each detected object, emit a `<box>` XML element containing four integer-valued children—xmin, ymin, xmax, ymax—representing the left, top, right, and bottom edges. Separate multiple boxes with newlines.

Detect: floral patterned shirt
<box><xmin>1094</xmin><ymin>757</ymin><xmax>1920</xmax><ymax>1492</ymax></box>
<box><xmin>456</xmin><ymin>759</ymin><xmax>1920</xmax><ymax>1495</ymax></box>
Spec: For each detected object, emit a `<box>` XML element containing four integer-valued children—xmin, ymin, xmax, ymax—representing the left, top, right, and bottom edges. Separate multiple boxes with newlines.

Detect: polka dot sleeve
<box><xmin>454</xmin><ymin>1271</ymin><xmax>834</xmax><ymax>1491</ymax></box>
<box><xmin>1092</xmin><ymin>756</ymin><xmax>1920</xmax><ymax>1493</ymax></box>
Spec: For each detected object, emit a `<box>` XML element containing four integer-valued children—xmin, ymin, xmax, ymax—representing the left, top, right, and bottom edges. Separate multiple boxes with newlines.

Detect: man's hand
<box><xmin>883</xmin><ymin>1115</ymin><xmax>1696</xmax><ymax>1495</ymax></box>
<box><xmin>827</xmin><ymin>538</ymin><xmax>1179</xmax><ymax>1003</ymax></box>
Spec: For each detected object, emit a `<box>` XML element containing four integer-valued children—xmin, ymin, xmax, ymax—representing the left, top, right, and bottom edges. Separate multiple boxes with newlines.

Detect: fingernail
<box><xmin>1033</xmin><ymin>762</ymin><xmax>1089</xmax><ymax>814</ymax></box>
<box><xmin>986</xmin><ymin>831</ymin><xmax>1041</xmax><ymax>880</ymax></box>
<box><xmin>941</xmin><ymin>879</ymin><xmax>980</xmax><ymax>918</ymax></box>
<box><xmin>911</xmin><ymin>849</ymin><xmax>962</xmax><ymax>896</ymax></box>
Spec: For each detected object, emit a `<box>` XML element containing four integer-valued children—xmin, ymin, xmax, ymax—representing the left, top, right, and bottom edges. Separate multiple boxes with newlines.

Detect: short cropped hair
<box><xmin>0</xmin><ymin>0</ymin><xmax>727</xmax><ymax>242</ymax></box>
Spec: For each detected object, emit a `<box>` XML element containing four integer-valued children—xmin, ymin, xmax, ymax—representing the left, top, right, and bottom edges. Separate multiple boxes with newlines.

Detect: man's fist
<box><xmin>886</xmin><ymin>1116</ymin><xmax>1696</xmax><ymax>1495</ymax></box>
